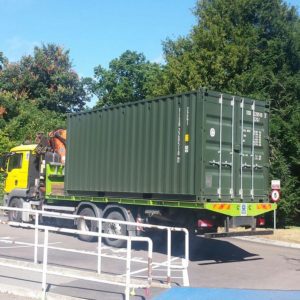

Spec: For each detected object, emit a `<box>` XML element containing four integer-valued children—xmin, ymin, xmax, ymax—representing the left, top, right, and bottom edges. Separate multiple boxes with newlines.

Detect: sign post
<box><xmin>271</xmin><ymin>180</ymin><xmax>281</xmax><ymax>230</ymax></box>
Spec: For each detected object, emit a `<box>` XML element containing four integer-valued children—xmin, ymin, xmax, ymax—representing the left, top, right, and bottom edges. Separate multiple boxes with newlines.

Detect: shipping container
<box><xmin>65</xmin><ymin>89</ymin><xmax>269</xmax><ymax>203</ymax></box>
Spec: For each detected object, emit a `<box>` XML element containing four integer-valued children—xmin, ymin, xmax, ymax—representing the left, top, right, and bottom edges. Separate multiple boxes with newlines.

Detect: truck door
<box><xmin>4</xmin><ymin>151</ymin><xmax>30</xmax><ymax>193</ymax></box>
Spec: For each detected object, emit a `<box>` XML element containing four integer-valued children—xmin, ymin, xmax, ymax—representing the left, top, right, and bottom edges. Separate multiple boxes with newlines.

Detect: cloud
<box><xmin>5</xmin><ymin>37</ymin><xmax>39</xmax><ymax>62</ymax></box>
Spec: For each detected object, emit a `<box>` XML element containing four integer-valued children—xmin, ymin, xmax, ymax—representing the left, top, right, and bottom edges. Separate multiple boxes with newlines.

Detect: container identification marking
<box><xmin>177</xmin><ymin>107</ymin><xmax>181</xmax><ymax>163</ymax></box>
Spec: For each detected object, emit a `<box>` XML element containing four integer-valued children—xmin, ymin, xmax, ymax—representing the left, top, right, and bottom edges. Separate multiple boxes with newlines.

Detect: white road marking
<box><xmin>118</xmin><ymin>257</ymin><xmax>180</xmax><ymax>277</ymax></box>
<box><xmin>0</xmin><ymin>239</ymin><xmax>62</xmax><ymax>249</ymax></box>
<box><xmin>110</xmin><ymin>248</ymin><xmax>127</xmax><ymax>253</ymax></box>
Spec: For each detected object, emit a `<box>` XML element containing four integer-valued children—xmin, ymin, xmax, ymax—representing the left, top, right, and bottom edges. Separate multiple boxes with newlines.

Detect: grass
<box><xmin>220</xmin><ymin>226</ymin><xmax>300</xmax><ymax>244</ymax></box>
<box><xmin>263</xmin><ymin>227</ymin><xmax>300</xmax><ymax>244</ymax></box>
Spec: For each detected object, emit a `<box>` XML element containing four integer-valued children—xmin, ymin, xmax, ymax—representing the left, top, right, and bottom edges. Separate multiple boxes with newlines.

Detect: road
<box><xmin>0</xmin><ymin>222</ymin><xmax>299</xmax><ymax>299</ymax></box>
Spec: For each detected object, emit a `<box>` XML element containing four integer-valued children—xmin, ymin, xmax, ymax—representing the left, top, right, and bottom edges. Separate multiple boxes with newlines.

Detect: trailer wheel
<box><xmin>77</xmin><ymin>207</ymin><xmax>97</xmax><ymax>242</ymax></box>
<box><xmin>8</xmin><ymin>198</ymin><xmax>23</xmax><ymax>222</ymax></box>
<box><xmin>103</xmin><ymin>210</ymin><xmax>127</xmax><ymax>248</ymax></box>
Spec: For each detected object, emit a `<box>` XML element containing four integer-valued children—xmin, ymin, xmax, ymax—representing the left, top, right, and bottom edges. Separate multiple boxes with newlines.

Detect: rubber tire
<box><xmin>103</xmin><ymin>210</ymin><xmax>127</xmax><ymax>248</ymax></box>
<box><xmin>77</xmin><ymin>207</ymin><xmax>98</xmax><ymax>242</ymax></box>
<box><xmin>8</xmin><ymin>198</ymin><xmax>23</xmax><ymax>222</ymax></box>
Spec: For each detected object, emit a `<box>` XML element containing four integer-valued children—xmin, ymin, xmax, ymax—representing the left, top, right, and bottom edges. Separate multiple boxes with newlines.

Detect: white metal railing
<box><xmin>0</xmin><ymin>205</ymin><xmax>189</xmax><ymax>299</ymax></box>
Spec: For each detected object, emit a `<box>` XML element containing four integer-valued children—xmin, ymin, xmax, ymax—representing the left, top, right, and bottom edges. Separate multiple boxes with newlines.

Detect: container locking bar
<box><xmin>251</xmin><ymin>101</ymin><xmax>256</xmax><ymax>199</ymax></box>
<box><xmin>230</xmin><ymin>96</ymin><xmax>235</xmax><ymax>198</ymax></box>
<box><xmin>218</xmin><ymin>94</ymin><xmax>223</xmax><ymax>199</ymax></box>
<box><xmin>239</xmin><ymin>98</ymin><xmax>244</xmax><ymax>199</ymax></box>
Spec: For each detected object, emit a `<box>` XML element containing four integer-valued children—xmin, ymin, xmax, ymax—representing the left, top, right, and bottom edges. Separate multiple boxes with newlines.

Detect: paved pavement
<box><xmin>0</xmin><ymin>293</ymin><xmax>28</xmax><ymax>300</ymax></box>
<box><xmin>0</xmin><ymin>221</ymin><xmax>299</xmax><ymax>299</ymax></box>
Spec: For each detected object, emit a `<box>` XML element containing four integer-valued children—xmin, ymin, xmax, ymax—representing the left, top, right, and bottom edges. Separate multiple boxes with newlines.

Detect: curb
<box><xmin>0</xmin><ymin>283</ymin><xmax>82</xmax><ymax>300</ymax></box>
<box><xmin>234</xmin><ymin>236</ymin><xmax>300</xmax><ymax>249</ymax></box>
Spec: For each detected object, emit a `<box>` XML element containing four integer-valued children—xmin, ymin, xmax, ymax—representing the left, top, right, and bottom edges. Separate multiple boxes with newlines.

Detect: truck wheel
<box><xmin>77</xmin><ymin>207</ymin><xmax>98</xmax><ymax>242</ymax></box>
<box><xmin>8</xmin><ymin>198</ymin><xmax>23</xmax><ymax>222</ymax></box>
<box><xmin>103</xmin><ymin>210</ymin><xmax>127</xmax><ymax>248</ymax></box>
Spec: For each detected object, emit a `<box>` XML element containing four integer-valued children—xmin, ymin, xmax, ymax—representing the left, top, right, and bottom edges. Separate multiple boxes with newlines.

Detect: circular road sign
<box><xmin>271</xmin><ymin>189</ymin><xmax>280</xmax><ymax>202</ymax></box>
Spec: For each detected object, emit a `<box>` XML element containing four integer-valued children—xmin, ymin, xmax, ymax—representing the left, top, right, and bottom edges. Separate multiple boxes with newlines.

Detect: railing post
<box><xmin>148</xmin><ymin>238</ymin><xmax>153</xmax><ymax>287</ymax></box>
<box><xmin>34</xmin><ymin>211</ymin><xmax>39</xmax><ymax>264</ymax></box>
<box><xmin>167</xmin><ymin>228</ymin><xmax>171</xmax><ymax>286</ymax></box>
<box><xmin>182</xmin><ymin>229</ymin><xmax>190</xmax><ymax>286</ymax></box>
<box><xmin>42</xmin><ymin>228</ymin><xmax>49</xmax><ymax>300</ymax></box>
<box><xmin>125</xmin><ymin>238</ymin><xmax>132</xmax><ymax>300</ymax></box>
<box><xmin>97</xmin><ymin>219</ymin><xmax>102</xmax><ymax>274</ymax></box>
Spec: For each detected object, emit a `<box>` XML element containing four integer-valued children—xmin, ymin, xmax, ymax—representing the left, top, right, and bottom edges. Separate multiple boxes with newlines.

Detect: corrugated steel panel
<box><xmin>200</xmin><ymin>90</ymin><xmax>269</xmax><ymax>202</ymax></box>
<box><xmin>65</xmin><ymin>89</ymin><xmax>269</xmax><ymax>202</ymax></box>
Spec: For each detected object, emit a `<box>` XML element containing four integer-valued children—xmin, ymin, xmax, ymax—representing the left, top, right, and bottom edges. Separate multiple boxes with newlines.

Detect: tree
<box><xmin>89</xmin><ymin>50</ymin><xmax>163</xmax><ymax>106</ymax></box>
<box><xmin>0</xmin><ymin>91</ymin><xmax>65</xmax><ymax>153</ymax></box>
<box><xmin>0</xmin><ymin>52</ymin><xmax>7</xmax><ymax>71</ymax></box>
<box><xmin>161</xmin><ymin>0</ymin><xmax>300</xmax><ymax>225</ymax></box>
<box><xmin>0</xmin><ymin>44</ymin><xmax>89</xmax><ymax>113</ymax></box>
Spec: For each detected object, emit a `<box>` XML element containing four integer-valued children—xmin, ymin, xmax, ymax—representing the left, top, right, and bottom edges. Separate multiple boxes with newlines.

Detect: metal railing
<box><xmin>0</xmin><ymin>206</ymin><xmax>189</xmax><ymax>299</ymax></box>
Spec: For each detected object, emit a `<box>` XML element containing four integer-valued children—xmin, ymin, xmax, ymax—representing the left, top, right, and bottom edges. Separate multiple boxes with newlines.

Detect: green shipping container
<box><xmin>65</xmin><ymin>89</ymin><xmax>270</xmax><ymax>202</ymax></box>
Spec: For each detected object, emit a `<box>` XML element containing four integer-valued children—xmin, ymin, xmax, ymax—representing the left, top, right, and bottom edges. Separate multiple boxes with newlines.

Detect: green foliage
<box><xmin>160</xmin><ymin>0</ymin><xmax>300</xmax><ymax>225</ymax></box>
<box><xmin>162</xmin><ymin>0</ymin><xmax>299</xmax><ymax>95</ymax></box>
<box><xmin>0</xmin><ymin>44</ymin><xmax>89</xmax><ymax>113</ymax></box>
<box><xmin>88</xmin><ymin>50</ymin><xmax>163</xmax><ymax>106</ymax></box>
<box><xmin>0</xmin><ymin>92</ymin><xmax>65</xmax><ymax>153</ymax></box>
<box><xmin>0</xmin><ymin>52</ymin><xmax>7</xmax><ymax>71</ymax></box>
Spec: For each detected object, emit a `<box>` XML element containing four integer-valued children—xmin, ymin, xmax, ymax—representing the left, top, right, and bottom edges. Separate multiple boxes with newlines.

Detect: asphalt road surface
<box><xmin>0</xmin><ymin>221</ymin><xmax>299</xmax><ymax>299</ymax></box>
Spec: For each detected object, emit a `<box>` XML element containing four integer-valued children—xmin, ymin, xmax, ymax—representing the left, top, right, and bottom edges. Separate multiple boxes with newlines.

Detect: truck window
<box><xmin>8</xmin><ymin>153</ymin><xmax>23</xmax><ymax>172</ymax></box>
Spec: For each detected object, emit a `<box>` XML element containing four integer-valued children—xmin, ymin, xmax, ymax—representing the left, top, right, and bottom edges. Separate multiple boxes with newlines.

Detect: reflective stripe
<box><xmin>213</xmin><ymin>204</ymin><xmax>231</xmax><ymax>210</ymax></box>
<box><xmin>256</xmin><ymin>204</ymin><xmax>272</xmax><ymax>210</ymax></box>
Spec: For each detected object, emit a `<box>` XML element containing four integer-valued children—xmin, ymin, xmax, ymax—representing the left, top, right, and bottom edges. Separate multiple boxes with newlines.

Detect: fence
<box><xmin>0</xmin><ymin>206</ymin><xmax>189</xmax><ymax>299</ymax></box>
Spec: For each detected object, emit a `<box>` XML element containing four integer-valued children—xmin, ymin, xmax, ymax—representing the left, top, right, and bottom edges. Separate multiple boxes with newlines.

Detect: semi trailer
<box><xmin>0</xmin><ymin>89</ymin><xmax>277</xmax><ymax>247</ymax></box>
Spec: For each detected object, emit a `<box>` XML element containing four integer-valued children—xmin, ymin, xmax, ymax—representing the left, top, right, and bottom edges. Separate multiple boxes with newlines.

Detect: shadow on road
<box><xmin>133</xmin><ymin>232</ymin><xmax>261</xmax><ymax>265</ymax></box>
<box><xmin>189</xmin><ymin>235</ymin><xmax>261</xmax><ymax>264</ymax></box>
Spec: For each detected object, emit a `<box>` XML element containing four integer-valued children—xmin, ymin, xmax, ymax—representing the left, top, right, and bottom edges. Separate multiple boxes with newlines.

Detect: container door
<box><xmin>237</xmin><ymin>98</ymin><xmax>269</xmax><ymax>201</ymax></box>
<box><xmin>202</xmin><ymin>91</ymin><xmax>269</xmax><ymax>202</ymax></box>
<box><xmin>203</xmin><ymin>92</ymin><xmax>234</xmax><ymax>201</ymax></box>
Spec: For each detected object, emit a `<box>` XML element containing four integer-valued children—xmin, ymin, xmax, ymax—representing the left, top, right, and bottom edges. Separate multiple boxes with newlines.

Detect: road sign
<box><xmin>271</xmin><ymin>189</ymin><xmax>280</xmax><ymax>202</ymax></box>
<box><xmin>271</xmin><ymin>180</ymin><xmax>281</xmax><ymax>190</ymax></box>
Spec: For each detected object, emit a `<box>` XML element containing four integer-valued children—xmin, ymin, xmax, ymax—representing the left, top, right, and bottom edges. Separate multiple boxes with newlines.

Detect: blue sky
<box><xmin>0</xmin><ymin>0</ymin><xmax>299</xmax><ymax>80</ymax></box>
<box><xmin>0</xmin><ymin>0</ymin><xmax>196</xmax><ymax>78</ymax></box>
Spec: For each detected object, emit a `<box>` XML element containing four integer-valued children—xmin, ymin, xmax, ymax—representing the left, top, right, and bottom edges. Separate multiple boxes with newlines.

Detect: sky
<box><xmin>0</xmin><ymin>0</ymin><xmax>196</xmax><ymax>78</ymax></box>
<box><xmin>0</xmin><ymin>0</ymin><xmax>299</xmax><ymax>80</ymax></box>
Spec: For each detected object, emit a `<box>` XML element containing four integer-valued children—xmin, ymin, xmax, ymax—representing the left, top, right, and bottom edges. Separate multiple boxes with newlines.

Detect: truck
<box><xmin>0</xmin><ymin>89</ymin><xmax>277</xmax><ymax>247</ymax></box>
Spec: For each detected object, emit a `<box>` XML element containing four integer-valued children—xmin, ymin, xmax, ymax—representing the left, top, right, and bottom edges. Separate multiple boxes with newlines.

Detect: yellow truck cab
<box><xmin>1</xmin><ymin>144</ymin><xmax>40</xmax><ymax>219</ymax></box>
